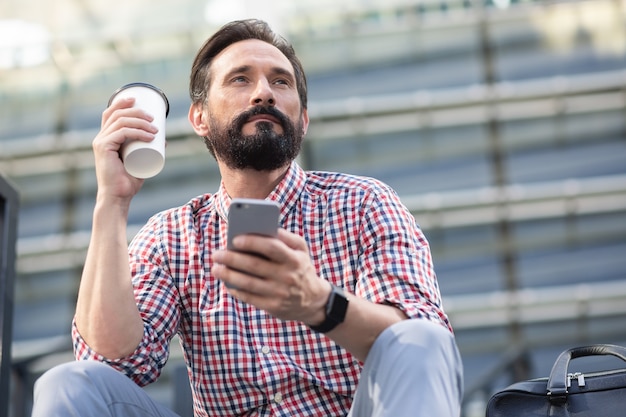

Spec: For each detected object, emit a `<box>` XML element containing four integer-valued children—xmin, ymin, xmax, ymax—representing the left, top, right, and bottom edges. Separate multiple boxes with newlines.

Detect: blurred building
<box><xmin>1</xmin><ymin>0</ymin><xmax>626</xmax><ymax>416</ymax></box>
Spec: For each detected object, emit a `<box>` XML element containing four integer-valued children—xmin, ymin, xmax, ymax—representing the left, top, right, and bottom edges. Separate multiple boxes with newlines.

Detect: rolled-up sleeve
<box><xmin>355</xmin><ymin>185</ymin><xmax>452</xmax><ymax>332</ymax></box>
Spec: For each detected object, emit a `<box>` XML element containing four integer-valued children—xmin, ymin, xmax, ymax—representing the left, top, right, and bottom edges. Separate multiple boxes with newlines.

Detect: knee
<box><xmin>356</xmin><ymin>320</ymin><xmax>464</xmax><ymax>416</ymax></box>
<box><xmin>388</xmin><ymin>319</ymin><xmax>456</xmax><ymax>353</ymax></box>
<box><xmin>34</xmin><ymin>360</ymin><xmax>115</xmax><ymax>397</ymax></box>
<box><xmin>372</xmin><ymin>319</ymin><xmax>457</xmax><ymax>357</ymax></box>
<box><xmin>366</xmin><ymin>319</ymin><xmax>464</xmax><ymax>404</ymax></box>
<box><xmin>369</xmin><ymin>319</ymin><xmax>463</xmax><ymax>385</ymax></box>
<box><xmin>35</xmin><ymin>361</ymin><xmax>80</xmax><ymax>392</ymax></box>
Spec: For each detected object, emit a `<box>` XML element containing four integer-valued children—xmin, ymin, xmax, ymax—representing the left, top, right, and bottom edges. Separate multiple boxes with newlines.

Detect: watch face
<box><xmin>327</xmin><ymin>285</ymin><xmax>349</xmax><ymax>323</ymax></box>
<box><xmin>310</xmin><ymin>284</ymin><xmax>349</xmax><ymax>333</ymax></box>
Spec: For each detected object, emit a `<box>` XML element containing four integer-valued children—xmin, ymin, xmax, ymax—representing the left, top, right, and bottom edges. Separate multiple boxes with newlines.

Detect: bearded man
<box><xmin>32</xmin><ymin>19</ymin><xmax>463</xmax><ymax>417</ymax></box>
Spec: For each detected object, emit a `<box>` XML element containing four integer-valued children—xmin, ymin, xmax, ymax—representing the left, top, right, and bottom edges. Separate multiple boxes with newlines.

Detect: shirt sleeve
<box><xmin>354</xmin><ymin>184</ymin><xmax>452</xmax><ymax>332</ymax></box>
<box><xmin>72</xmin><ymin>212</ymin><xmax>181</xmax><ymax>386</ymax></box>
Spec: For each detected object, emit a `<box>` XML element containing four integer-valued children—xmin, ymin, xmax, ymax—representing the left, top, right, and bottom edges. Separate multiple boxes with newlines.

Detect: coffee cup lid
<box><xmin>108</xmin><ymin>82</ymin><xmax>170</xmax><ymax>117</ymax></box>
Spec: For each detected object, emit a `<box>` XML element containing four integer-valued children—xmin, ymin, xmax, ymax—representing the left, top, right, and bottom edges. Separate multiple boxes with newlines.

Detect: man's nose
<box><xmin>251</xmin><ymin>79</ymin><xmax>275</xmax><ymax>106</ymax></box>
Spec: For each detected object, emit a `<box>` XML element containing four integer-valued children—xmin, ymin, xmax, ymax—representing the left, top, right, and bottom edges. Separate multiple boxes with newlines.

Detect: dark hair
<box><xmin>189</xmin><ymin>19</ymin><xmax>308</xmax><ymax>109</ymax></box>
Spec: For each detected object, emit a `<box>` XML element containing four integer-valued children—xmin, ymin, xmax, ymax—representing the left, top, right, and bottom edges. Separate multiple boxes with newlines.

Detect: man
<box><xmin>32</xmin><ymin>19</ymin><xmax>463</xmax><ymax>417</ymax></box>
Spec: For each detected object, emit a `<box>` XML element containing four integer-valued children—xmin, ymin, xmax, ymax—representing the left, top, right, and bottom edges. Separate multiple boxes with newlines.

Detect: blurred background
<box><xmin>1</xmin><ymin>0</ymin><xmax>625</xmax><ymax>416</ymax></box>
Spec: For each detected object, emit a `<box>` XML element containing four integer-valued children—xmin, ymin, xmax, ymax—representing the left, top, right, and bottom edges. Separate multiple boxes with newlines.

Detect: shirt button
<box><xmin>261</xmin><ymin>345</ymin><xmax>271</xmax><ymax>355</ymax></box>
<box><xmin>273</xmin><ymin>392</ymin><xmax>283</xmax><ymax>404</ymax></box>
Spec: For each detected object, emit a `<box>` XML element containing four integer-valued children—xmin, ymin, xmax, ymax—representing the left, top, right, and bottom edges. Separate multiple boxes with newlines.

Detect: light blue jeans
<box><xmin>32</xmin><ymin>319</ymin><xmax>463</xmax><ymax>416</ymax></box>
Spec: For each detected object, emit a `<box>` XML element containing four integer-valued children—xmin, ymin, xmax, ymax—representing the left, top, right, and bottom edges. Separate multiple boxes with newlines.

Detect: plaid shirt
<box><xmin>73</xmin><ymin>162</ymin><xmax>451</xmax><ymax>416</ymax></box>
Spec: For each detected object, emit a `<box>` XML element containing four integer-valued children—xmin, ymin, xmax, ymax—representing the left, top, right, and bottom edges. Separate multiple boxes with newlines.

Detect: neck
<box><xmin>219</xmin><ymin>163</ymin><xmax>290</xmax><ymax>199</ymax></box>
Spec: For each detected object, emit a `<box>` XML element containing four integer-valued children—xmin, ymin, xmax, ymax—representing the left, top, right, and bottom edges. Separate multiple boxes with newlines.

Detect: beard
<box><xmin>204</xmin><ymin>106</ymin><xmax>304</xmax><ymax>171</ymax></box>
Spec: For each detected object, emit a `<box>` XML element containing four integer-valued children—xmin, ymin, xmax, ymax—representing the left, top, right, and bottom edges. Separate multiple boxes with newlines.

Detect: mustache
<box><xmin>232</xmin><ymin>106</ymin><xmax>291</xmax><ymax>131</ymax></box>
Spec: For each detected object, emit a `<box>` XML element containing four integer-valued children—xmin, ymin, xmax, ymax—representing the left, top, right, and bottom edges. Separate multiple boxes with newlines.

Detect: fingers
<box><xmin>212</xmin><ymin>231</ymin><xmax>297</xmax><ymax>293</ymax></box>
<box><xmin>212</xmin><ymin>255</ymin><xmax>309</xmax><ymax>322</ymax></box>
<box><xmin>227</xmin><ymin>228</ymin><xmax>307</xmax><ymax>261</ymax></box>
<box><xmin>102</xmin><ymin>97</ymin><xmax>154</xmax><ymax>127</ymax></box>
<box><xmin>212</xmin><ymin>260</ymin><xmax>282</xmax><ymax>298</ymax></box>
<box><xmin>218</xmin><ymin>229</ymin><xmax>311</xmax><ymax>275</ymax></box>
<box><xmin>213</xmin><ymin>248</ymin><xmax>277</xmax><ymax>289</ymax></box>
<box><xmin>97</xmin><ymin>97</ymin><xmax>158</xmax><ymax>151</ymax></box>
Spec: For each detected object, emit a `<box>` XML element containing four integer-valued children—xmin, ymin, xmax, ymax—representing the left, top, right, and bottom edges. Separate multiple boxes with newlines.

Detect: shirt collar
<box><xmin>214</xmin><ymin>161</ymin><xmax>307</xmax><ymax>226</ymax></box>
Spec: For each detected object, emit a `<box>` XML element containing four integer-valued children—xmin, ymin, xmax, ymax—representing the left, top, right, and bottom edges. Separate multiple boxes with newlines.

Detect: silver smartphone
<box><xmin>227</xmin><ymin>198</ymin><xmax>280</xmax><ymax>251</ymax></box>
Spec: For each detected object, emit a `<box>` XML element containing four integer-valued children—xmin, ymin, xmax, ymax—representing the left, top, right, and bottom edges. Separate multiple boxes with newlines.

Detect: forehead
<box><xmin>211</xmin><ymin>39</ymin><xmax>293</xmax><ymax>77</ymax></box>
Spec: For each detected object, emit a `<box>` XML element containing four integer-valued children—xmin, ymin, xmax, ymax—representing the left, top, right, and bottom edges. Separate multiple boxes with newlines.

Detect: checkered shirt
<box><xmin>73</xmin><ymin>162</ymin><xmax>451</xmax><ymax>416</ymax></box>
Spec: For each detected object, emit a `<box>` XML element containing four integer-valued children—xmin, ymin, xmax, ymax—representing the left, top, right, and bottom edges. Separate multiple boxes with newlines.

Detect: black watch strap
<box><xmin>310</xmin><ymin>284</ymin><xmax>349</xmax><ymax>333</ymax></box>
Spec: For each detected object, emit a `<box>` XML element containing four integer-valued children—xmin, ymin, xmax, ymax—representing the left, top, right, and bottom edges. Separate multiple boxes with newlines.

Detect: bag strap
<box><xmin>547</xmin><ymin>344</ymin><xmax>626</xmax><ymax>404</ymax></box>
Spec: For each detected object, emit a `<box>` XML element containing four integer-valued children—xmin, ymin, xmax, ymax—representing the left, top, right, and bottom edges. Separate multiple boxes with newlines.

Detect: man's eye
<box><xmin>232</xmin><ymin>76</ymin><xmax>247</xmax><ymax>83</ymax></box>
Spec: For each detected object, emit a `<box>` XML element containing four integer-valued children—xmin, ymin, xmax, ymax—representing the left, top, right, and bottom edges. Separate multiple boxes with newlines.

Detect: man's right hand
<box><xmin>92</xmin><ymin>96</ymin><xmax>159</xmax><ymax>202</ymax></box>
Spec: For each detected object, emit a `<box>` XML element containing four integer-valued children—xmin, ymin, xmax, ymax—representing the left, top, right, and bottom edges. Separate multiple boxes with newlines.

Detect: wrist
<box><xmin>92</xmin><ymin>196</ymin><xmax>131</xmax><ymax>234</ymax></box>
<box><xmin>95</xmin><ymin>192</ymin><xmax>132</xmax><ymax>215</ymax></box>
<box><xmin>309</xmin><ymin>281</ymin><xmax>332</xmax><ymax>327</ymax></box>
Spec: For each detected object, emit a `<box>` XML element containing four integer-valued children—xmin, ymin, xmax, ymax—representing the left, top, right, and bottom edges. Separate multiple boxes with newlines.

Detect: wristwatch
<box><xmin>309</xmin><ymin>284</ymin><xmax>349</xmax><ymax>333</ymax></box>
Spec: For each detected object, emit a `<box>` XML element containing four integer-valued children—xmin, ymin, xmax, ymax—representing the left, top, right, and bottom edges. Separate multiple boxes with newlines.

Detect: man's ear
<box><xmin>301</xmin><ymin>108</ymin><xmax>310</xmax><ymax>136</ymax></box>
<box><xmin>188</xmin><ymin>102</ymin><xmax>209</xmax><ymax>137</ymax></box>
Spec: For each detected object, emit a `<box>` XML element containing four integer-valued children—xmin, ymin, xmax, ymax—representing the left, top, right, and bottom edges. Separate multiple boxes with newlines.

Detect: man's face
<box><xmin>201</xmin><ymin>39</ymin><xmax>309</xmax><ymax>171</ymax></box>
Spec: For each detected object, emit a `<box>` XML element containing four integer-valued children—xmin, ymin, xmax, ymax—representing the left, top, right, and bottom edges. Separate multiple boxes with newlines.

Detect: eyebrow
<box><xmin>224</xmin><ymin>65</ymin><xmax>295</xmax><ymax>82</ymax></box>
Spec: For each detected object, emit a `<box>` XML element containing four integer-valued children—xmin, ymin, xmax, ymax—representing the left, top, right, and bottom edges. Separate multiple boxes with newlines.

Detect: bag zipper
<box><xmin>567</xmin><ymin>372</ymin><xmax>586</xmax><ymax>388</ymax></box>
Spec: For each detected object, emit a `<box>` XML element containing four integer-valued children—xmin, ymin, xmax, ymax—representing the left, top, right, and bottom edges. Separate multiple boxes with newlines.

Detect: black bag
<box><xmin>486</xmin><ymin>344</ymin><xmax>626</xmax><ymax>416</ymax></box>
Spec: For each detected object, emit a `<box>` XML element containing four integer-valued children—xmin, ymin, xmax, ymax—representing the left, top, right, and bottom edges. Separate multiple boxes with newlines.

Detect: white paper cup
<box><xmin>108</xmin><ymin>82</ymin><xmax>170</xmax><ymax>179</ymax></box>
